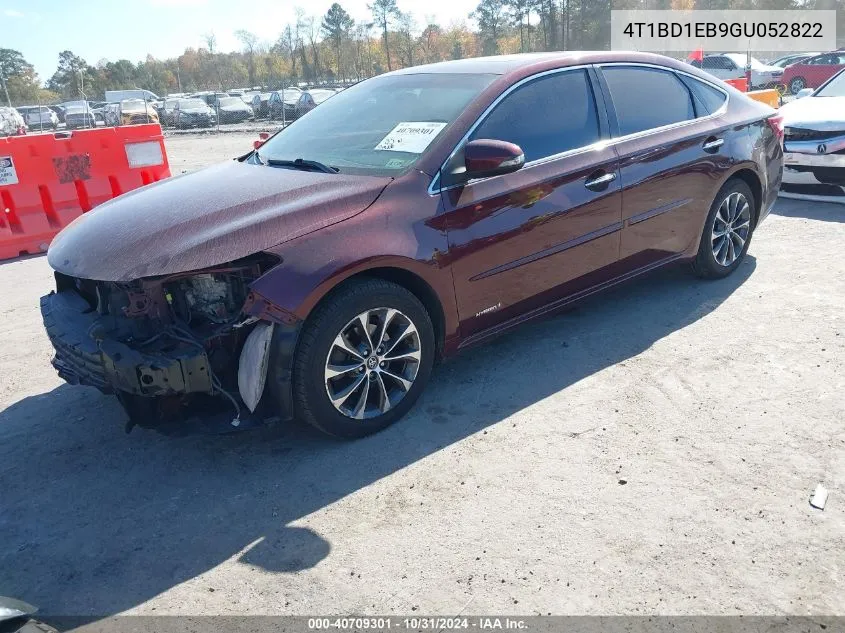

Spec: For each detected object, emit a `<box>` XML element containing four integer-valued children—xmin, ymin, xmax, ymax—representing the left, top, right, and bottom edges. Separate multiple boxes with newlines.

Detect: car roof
<box><xmin>387</xmin><ymin>51</ymin><xmax>696</xmax><ymax>77</ymax></box>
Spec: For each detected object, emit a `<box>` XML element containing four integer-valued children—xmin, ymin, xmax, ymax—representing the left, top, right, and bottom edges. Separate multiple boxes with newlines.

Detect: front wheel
<box><xmin>691</xmin><ymin>178</ymin><xmax>755</xmax><ymax>279</ymax></box>
<box><xmin>290</xmin><ymin>278</ymin><xmax>435</xmax><ymax>438</ymax></box>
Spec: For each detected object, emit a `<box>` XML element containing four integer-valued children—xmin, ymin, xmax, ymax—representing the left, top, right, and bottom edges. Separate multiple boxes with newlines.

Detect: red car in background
<box><xmin>782</xmin><ymin>51</ymin><xmax>845</xmax><ymax>94</ymax></box>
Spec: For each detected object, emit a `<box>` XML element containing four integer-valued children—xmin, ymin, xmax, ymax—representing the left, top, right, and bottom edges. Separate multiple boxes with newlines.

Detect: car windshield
<box><xmin>256</xmin><ymin>72</ymin><xmax>496</xmax><ymax>176</ymax></box>
<box><xmin>179</xmin><ymin>99</ymin><xmax>206</xmax><ymax>109</ymax></box>
<box><xmin>218</xmin><ymin>97</ymin><xmax>242</xmax><ymax>106</ymax></box>
<box><xmin>814</xmin><ymin>71</ymin><xmax>845</xmax><ymax>97</ymax></box>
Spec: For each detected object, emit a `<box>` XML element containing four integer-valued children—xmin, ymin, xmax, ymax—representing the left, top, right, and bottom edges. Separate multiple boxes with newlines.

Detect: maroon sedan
<box><xmin>41</xmin><ymin>52</ymin><xmax>783</xmax><ymax>438</ymax></box>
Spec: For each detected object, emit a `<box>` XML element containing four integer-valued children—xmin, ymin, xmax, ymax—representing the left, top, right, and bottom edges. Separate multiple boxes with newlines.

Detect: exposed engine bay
<box><xmin>40</xmin><ymin>254</ymin><xmax>287</xmax><ymax>434</ymax></box>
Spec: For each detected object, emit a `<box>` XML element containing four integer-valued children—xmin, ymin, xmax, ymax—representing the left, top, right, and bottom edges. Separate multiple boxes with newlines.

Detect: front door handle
<box><xmin>584</xmin><ymin>171</ymin><xmax>617</xmax><ymax>191</ymax></box>
<box><xmin>703</xmin><ymin>137</ymin><xmax>724</xmax><ymax>152</ymax></box>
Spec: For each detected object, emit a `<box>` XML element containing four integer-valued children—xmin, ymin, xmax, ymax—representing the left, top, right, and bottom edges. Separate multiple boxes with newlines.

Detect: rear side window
<box><xmin>602</xmin><ymin>66</ymin><xmax>695</xmax><ymax>136</ymax></box>
<box><xmin>679</xmin><ymin>75</ymin><xmax>727</xmax><ymax>115</ymax></box>
<box><xmin>470</xmin><ymin>69</ymin><xmax>600</xmax><ymax>163</ymax></box>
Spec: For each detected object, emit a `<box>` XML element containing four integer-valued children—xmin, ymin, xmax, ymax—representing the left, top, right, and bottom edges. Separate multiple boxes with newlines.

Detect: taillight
<box><xmin>766</xmin><ymin>113</ymin><xmax>784</xmax><ymax>145</ymax></box>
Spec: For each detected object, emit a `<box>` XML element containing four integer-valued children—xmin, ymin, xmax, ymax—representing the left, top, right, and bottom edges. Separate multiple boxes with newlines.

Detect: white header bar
<box><xmin>611</xmin><ymin>10</ymin><xmax>836</xmax><ymax>53</ymax></box>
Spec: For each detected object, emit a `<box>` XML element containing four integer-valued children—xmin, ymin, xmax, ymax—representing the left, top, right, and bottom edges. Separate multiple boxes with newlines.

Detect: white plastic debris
<box><xmin>810</xmin><ymin>484</ymin><xmax>828</xmax><ymax>510</ymax></box>
<box><xmin>238</xmin><ymin>322</ymin><xmax>274</xmax><ymax>412</ymax></box>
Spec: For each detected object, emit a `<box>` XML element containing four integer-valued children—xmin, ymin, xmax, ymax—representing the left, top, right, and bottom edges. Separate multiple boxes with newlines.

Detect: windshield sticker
<box><xmin>385</xmin><ymin>158</ymin><xmax>410</xmax><ymax>168</ymax></box>
<box><xmin>375</xmin><ymin>122</ymin><xmax>448</xmax><ymax>153</ymax></box>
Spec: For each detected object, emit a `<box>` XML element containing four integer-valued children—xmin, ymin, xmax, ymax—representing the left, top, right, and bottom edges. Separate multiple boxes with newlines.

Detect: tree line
<box><xmin>2</xmin><ymin>0</ymin><xmax>844</xmax><ymax>105</ymax></box>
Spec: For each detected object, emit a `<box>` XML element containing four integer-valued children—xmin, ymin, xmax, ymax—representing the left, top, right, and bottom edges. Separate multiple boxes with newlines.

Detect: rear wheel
<box><xmin>691</xmin><ymin>179</ymin><xmax>755</xmax><ymax>279</ymax></box>
<box><xmin>291</xmin><ymin>278</ymin><xmax>435</xmax><ymax>438</ymax></box>
<box><xmin>789</xmin><ymin>77</ymin><xmax>807</xmax><ymax>94</ymax></box>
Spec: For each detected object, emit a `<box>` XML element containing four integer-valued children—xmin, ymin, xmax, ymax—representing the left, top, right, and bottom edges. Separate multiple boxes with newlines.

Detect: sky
<box><xmin>1</xmin><ymin>0</ymin><xmax>480</xmax><ymax>83</ymax></box>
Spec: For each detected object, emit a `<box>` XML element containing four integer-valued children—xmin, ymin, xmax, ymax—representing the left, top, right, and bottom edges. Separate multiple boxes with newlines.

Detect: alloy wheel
<box><xmin>790</xmin><ymin>78</ymin><xmax>806</xmax><ymax>94</ymax></box>
<box><xmin>711</xmin><ymin>191</ymin><xmax>751</xmax><ymax>267</ymax></box>
<box><xmin>324</xmin><ymin>308</ymin><xmax>422</xmax><ymax>420</ymax></box>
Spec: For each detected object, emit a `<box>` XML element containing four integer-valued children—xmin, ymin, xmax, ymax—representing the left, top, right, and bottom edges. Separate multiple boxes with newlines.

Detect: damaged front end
<box><xmin>40</xmin><ymin>255</ymin><xmax>298</xmax><ymax>435</ymax></box>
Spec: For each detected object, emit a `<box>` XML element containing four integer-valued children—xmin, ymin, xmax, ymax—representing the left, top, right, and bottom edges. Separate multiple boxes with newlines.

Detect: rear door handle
<box><xmin>584</xmin><ymin>171</ymin><xmax>617</xmax><ymax>191</ymax></box>
<box><xmin>703</xmin><ymin>137</ymin><xmax>724</xmax><ymax>152</ymax></box>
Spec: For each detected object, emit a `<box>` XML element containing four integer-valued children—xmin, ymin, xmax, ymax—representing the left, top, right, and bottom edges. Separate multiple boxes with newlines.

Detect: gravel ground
<box><xmin>0</xmin><ymin>131</ymin><xmax>843</xmax><ymax>617</ymax></box>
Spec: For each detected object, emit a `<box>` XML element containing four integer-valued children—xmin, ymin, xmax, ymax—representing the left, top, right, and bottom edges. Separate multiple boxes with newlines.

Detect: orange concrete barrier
<box><xmin>746</xmin><ymin>89</ymin><xmax>780</xmax><ymax>108</ymax></box>
<box><xmin>0</xmin><ymin>124</ymin><xmax>170</xmax><ymax>260</ymax></box>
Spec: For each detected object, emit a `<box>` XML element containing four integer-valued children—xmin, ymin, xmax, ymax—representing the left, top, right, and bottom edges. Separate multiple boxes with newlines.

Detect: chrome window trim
<box><xmin>596</xmin><ymin>62</ymin><xmax>729</xmax><ymax>142</ymax></box>
<box><xmin>429</xmin><ymin>61</ymin><xmax>729</xmax><ymax>197</ymax></box>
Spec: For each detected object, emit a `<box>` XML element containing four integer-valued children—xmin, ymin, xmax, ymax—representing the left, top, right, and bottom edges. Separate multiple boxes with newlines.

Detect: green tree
<box><xmin>369</xmin><ymin>0</ymin><xmax>400</xmax><ymax>71</ymax></box>
<box><xmin>472</xmin><ymin>0</ymin><xmax>507</xmax><ymax>54</ymax></box>
<box><xmin>0</xmin><ymin>49</ymin><xmax>32</xmax><ymax>105</ymax></box>
<box><xmin>47</xmin><ymin>50</ymin><xmax>93</xmax><ymax>99</ymax></box>
<box><xmin>322</xmin><ymin>3</ymin><xmax>355</xmax><ymax>79</ymax></box>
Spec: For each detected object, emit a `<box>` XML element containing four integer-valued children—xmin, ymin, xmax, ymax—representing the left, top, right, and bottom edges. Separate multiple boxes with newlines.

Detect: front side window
<box><xmin>602</xmin><ymin>66</ymin><xmax>695</xmax><ymax>136</ymax></box>
<box><xmin>469</xmin><ymin>69</ymin><xmax>600</xmax><ymax>164</ymax></box>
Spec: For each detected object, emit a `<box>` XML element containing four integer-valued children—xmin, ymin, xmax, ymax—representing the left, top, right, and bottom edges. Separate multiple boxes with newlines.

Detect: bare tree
<box><xmin>203</xmin><ymin>32</ymin><xmax>222</xmax><ymax>88</ymax></box>
<box><xmin>235</xmin><ymin>29</ymin><xmax>258</xmax><ymax>87</ymax></box>
<box><xmin>397</xmin><ymin>12</ymin><xmax>416</xmax><ymax>67</ymax></box>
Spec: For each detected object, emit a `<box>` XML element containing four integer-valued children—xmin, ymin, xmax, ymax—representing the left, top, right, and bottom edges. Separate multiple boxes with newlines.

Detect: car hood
<box><xmin>179</xmin><ymin>107</ymin><xmax>212</xmax><ymax>114</ymax></box>
<box><xmin>48</xmin><ymin>160</ymin><xmax>392</xmax><ymax>282</ymax></box>
<box><xmin>780</xmin><ymin>96</ymin><xmax>845</xmax><ymax>131</ymax></box>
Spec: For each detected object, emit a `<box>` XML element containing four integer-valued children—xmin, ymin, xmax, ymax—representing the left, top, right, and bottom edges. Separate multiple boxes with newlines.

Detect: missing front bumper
<box><xmin>40</xmin><ymin>290</ymin><xmax>214</xmax><ymax>397</ymax></box>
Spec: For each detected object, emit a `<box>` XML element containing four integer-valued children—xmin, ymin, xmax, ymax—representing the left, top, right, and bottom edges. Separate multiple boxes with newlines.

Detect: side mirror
<box><xmin>464</xmin><ymin>139</ymin><xmax>525</xmax><ymax>179</ymax></box>
<box><xmin>796</xmin><ymin>88</ymin><xmax>814</xmax><ymax>99</ymax></box>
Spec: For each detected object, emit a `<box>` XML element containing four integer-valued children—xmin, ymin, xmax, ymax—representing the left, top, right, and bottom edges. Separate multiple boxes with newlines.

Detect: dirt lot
<box><xmin>0</xmin><ymin>132</ymin><xmax>843</xmax><ymax>617</ymax></box>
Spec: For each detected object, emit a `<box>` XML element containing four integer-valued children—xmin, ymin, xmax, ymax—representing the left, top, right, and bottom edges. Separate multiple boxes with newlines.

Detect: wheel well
<box><xmin>322</xmin><ymin>267</ymin><xmax>447</xmax><ymax>359</ymax></box>
<box><xmin>730</xmin><ymin>169</ymin><xmax>763</xmax><ymax>227</ymax></box>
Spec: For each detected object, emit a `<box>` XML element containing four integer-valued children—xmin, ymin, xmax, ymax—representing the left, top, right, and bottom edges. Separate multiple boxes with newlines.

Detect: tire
<box><xmin>789</xmin><ymin>77</ymin><xmax>807</xmax><ymax>94</ymax></box>
<box><xmin>691</xmin><ymin>178</ymin><xmax>755</xmax><ymax>279</ymax></box>
<box><xmin>291</xmin><ymin>278</ymin><xmax>435</xmax><ymax>438</ymax></box>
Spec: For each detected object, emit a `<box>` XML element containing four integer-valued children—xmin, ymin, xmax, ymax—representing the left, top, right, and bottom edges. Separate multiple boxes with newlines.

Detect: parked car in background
<box><xmin>294</xmin><ymin>88</ymin><xmax>335</xmax><ymax>118</ymax></box>
<box><xmin>268</xmin><ymin>87</ymin><xmax>301</xmax><ymax>120</ymax></box>
<box><xmin>40</xmin><ymin>52</ymin><xmax>783</xmax><ymax>439</ymax></box>
<box><xmin>251</xmin><ymin>92</ymin><xmax>272</xmax><ymax>118</ymax></box>
<box><xmin>171</xmin><ymin>97</ymin><xmax>216</xmax><ymax>128</ymax></box>
<box><xmin>63</xmin><ymin>104</ymin><xmax>97</xmax><ymax>129</ymax></box>
<box><xmin>105</xmin><ymin>89</ymin><xmax>159</xmax><ymax>103</ymax></box>
<box><xmin>117</xmin><ymin>99</ymin><xmax>160</xmax><ymax>125</ymax></box>
<box><xmin>190</xmin><ymin>91</ymin><xmax>229</xmax><ymax>107</ymax></box>
<box><xmin>782</xmin><ymin>51</ymin><xmax>845</xmax><ymax>94</ymax></box>
<box><xmin>216</xmin><ymin>96</ymin><xmax>253</xmax><ymax>123</ymax></box>
<box><xmin>158</xmin><ymin>98</ymin><xmax>179</xmax><ymax>126</ymax></box>
<box><xmin>695</xmin><ymin>53</ymin><xmax>784</xmax><ymax>89</ymax></box>
<box><xmin>767</xmin><ymin>52</ymin><xmax>820</xmax><ymax>68</ymax></box>
<box><xmin>779</xmin><ymin>68</ymin><xmax>845</xmax><ymax>200</ymax></box>
<box><xmin>90</xmin><ymin>101</ymin><xmax>108</xmax><ymax>124</ymax></box>
<box><xmin>0</xmin><ymin>107</ymin><xmax>27</xmax><ymax>136</ymax></box>
<box><xmin>16</xmin><ymin>105</ymin><xmax>59</xmax><ymax>130</ymax></box>
<box><xmin>47</xmin><ymin>105</ymin><xmax>65</xmax><ymax>123</ymax></box>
